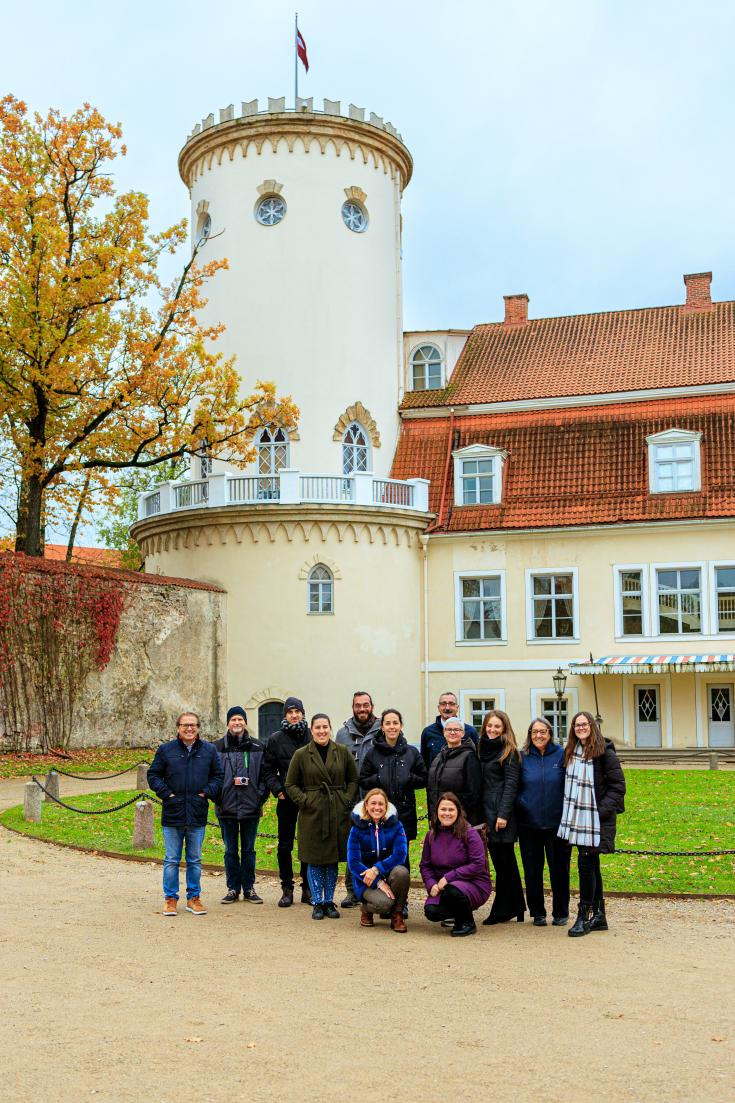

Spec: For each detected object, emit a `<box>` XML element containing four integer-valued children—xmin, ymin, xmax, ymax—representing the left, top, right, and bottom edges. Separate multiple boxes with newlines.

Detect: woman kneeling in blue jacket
<box><xmin>347</xmin><ymin>788</ymin><xmax>410</xmax><ymax>933</ymax></box>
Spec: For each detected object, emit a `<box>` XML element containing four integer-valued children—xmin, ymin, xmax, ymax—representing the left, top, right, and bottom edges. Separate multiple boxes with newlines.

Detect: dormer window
<box><xmin>647</xmin><ymin>429</ymin><xmax>702</xmax><ymax>494</ymax></box>
<box><xmin>411</xmin><ymin>345</ymin><xmax>443</xmax><ymax>390</ymax></box>
<box><xmin>453</xmin><ymin>445</ymin><xmax>505</xmax><ymax>507</ymax></box>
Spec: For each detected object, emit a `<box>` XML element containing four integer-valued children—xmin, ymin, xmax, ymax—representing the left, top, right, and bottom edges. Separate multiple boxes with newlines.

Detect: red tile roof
<box><xmin>391</xmin><ymin>396</ymin><xmax>735</xmax><ymax>532</ymax></box>
<box><xmin>401</xmin><ymin>300</ymin><xmax>735</xmax><ymax>409</ymax></box>
<box><xmin>44</xmin><ymin>544</ymin><xmax>126</xmax><ymax>568</ymax></box>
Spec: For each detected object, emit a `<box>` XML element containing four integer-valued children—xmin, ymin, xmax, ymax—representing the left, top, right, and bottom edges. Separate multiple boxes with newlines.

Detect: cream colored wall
<box><xmin>136</xmin><ymin>508</ymin><xmax>425</xmax><ymax>740</ymax></box>
<box><xmin>190</xmin><ymin>137</ymin><xmax>404</xmax><ymax>478</ymax></box>
<box><xmin>425</xmin><ymin>522</ymin><xmax>735</xmax><ymax>748</ymax></box>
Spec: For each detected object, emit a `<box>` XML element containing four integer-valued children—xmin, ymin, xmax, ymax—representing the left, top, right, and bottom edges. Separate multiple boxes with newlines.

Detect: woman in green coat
<box><xmin>285</xmin><ymin>713</ymin><xmax>359</xmax><ymax>920</ymax></box>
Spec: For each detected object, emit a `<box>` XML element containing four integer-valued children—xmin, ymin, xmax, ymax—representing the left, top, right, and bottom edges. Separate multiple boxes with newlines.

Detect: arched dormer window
<box><xmin>411</xmin><ymin>344</ymin><xmax>443</xmax><ymax>390</ymax></box>
<box><xmin>257</xmin><ymin>427</ymin><xmax>290</xmax><ymax>475</ymax></box>
<box><xmin>308</xmin><ymin>564</ymin><xmax>334</xmax><ymax>614</ymax></box>
<box><xmin>342</xmin><ymin>422</ymin><xmax>369</xmax><ymax>475</ymax></box>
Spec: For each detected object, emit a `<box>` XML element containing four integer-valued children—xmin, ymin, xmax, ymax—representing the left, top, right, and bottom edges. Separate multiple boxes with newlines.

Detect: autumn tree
<box><xmin>0</xmin><ymin>96</ymin><xmax>296</xmax><ymax>555</ymax></box>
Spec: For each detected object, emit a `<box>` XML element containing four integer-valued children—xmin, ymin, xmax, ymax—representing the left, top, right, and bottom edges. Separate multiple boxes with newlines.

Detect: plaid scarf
<box><xmin>558</xmin><ymin>745</ymin><xmax>600</xmax><ymax>848</ymax></box>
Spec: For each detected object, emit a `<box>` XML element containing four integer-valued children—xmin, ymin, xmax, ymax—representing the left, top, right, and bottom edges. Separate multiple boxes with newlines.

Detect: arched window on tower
<box><xmin>257</xmin><ymin>427</ymin><xmax>289</xmax><ymax>500</ymax></box>
<box><xmin>342</xmin><ymin>422</ymin><xmax>369</xmax><ymax>475</ymax></box>
<box><xmin>308</xmin><ymin>564</ymin><xmax>334</xmax><ymax>615</ymax></box>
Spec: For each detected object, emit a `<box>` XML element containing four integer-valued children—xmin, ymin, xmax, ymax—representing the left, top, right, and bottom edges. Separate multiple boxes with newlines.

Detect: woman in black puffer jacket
<box><xmin>426</xmin><ymin>718</ymin><xmax>483</xmax><ymax>824</ymax></box>
<box><xmin>478</xmin><ymin>709</ymin><xmax>526</xmax><ymax>925</ymax></box>
<box><xmin>359</xmin><ymin>708</ymin><xmax>427</xmax><ymax>853</ymax></box>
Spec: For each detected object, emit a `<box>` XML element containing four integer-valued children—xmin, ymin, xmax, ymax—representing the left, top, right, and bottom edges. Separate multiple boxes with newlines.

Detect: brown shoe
<box><xmin>163</xmin><ymin>897</ymin><xmax>177</xmax><ymax>916</ymax></box>
<box><xmin>186</xmin><ymin>896</ymin><xmax>207</xmax><ymax>915</ymax></box>
<box><xmin>390</xmin><ymin>910</ymin><xmax>407</xmax><ymax>933</ymax></box>
<box><xmin>360</xmin><ymin>907</ymin><xmax>374</xmax><ymax>927</ymax></box>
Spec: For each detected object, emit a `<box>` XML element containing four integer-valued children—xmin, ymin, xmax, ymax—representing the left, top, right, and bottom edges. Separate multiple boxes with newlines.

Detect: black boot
<box><xmin>278</xmin><ymin>886</ymin><xmax>294</xmax><ymax>908</ymax></box>
<box><xmin>300</xmin><ymin>884</ymin><xmax>312</xmax><ymax>906</ymax></box>
<box><xmin>568</xmin><ymin>901</ymin><xmax>592</xmax><ymax>938</ymax></box>
<box><xmin>588</xmin><ymin>898</ymin><xmax>608</xmax><ymax>932</ymax></box>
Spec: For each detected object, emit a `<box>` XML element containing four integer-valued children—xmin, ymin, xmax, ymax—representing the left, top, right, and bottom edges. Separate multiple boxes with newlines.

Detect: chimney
<box><xmin>504</xmin><ymin>293</ymin><xmax>529</xmax><ymax>325</ymax></box>
<box><xmin>683</xmin><ymin>271</ymin><xmax>713</xmax><ymax>311</ymax></box>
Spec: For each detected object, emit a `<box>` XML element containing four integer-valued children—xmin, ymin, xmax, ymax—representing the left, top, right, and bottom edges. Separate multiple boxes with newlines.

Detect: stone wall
<box><xmin>69</xmin><ymin>577</ymin><xmax>226</xmax><ymax>748</ymax></box>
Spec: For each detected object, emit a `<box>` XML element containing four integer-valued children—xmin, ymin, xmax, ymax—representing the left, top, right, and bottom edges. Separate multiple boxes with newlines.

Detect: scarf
<box><xmin>281</xmin><ymin>717</ymin><xmax>308</xmax><ymax>735</ymax></box>
<box><xmin>558</xmin><ymin>745</ymin><xmax>600</xmax><ymax>848</ymax></box>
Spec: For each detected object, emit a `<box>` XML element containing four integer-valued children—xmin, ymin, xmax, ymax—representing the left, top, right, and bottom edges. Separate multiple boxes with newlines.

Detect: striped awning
<box><xmin>570</xmin><ymin>654</ymin><xmax>735</xmax><ymax>675</ymax></box>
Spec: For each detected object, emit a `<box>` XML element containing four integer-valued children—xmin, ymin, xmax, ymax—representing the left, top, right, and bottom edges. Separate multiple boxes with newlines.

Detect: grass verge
<box><xmin>0</xmin><ymin>747</ymin><xmax>151</xmax><ymax>779</ymax></box>
<box><xmin>1</xmin><ymin>770</ymin><xmax>733</xmax><ymax>894</ymax></box>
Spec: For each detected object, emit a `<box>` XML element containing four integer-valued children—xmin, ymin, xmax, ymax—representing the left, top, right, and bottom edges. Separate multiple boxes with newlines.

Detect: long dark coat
<box><xmin>358</xmin><ymin>733</ymin><xmax>427</xmax><ymax>840</ymax></box>
<box><xmin>285</xmin><ymin>740</ymin><xmax>359</xmax><ymax>864</ymax></box>
<box><xmin>426</xmin><ymin>741</ymin><xmax>483</xmax><ymax>825</ymax></box>
<box><xmin>478</xmin><ymin>735</ymin><xmax>521</xmax><ymax>844</ymax></box>
<box><xmin>591</xmin><ymin>740</ymin><xmax>626</xmax><ymax>853</ymax></box>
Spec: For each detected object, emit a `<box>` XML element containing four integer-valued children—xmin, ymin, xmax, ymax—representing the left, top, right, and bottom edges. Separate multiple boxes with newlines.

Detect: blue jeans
<box><xmin>162</xmin><ymin>825</ymin><xmax>206</xmax><ymax>900</ymax></box>
<box><xmin>219</xmin><ymin>816</ymin><xmax>259</xmax><ymax>893</ymax></box>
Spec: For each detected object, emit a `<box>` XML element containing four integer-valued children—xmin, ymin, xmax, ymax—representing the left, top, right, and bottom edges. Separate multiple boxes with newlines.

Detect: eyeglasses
<box><xmin>178</xmin><ymin>724</ymin><xmax>199</xmax><ymax>730</ymax></box>
<box><xmin>531</xmin><ymin>729</ymin><xmax>550</xmax><ymax>737</ymax></box>
<box><xmin>574</xmin><ymin>723</ymin><xmax>591</xmax><ymax>731</ymax></box>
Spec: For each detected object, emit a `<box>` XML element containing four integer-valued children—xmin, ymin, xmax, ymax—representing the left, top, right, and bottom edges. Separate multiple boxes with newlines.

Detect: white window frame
<box><xmin>307</xmin><ymin>564</ymin><xmax>334</xmax><ymax>615</ymax></box>
<box><xmin>613</xmin><ymin>564</ymin><xmax>650</xmax><ymax>639</ymax></box>
<box><xmin>531</xmin><ymin>687</ymin><xmax>580</xmax><ymax>743</ymax></box>
<box><xmin>459</xmin><ymin>689</ymin><xmax>507</xmax><ymax>729</ymax></box>
<box><xmin>342</xmin><ymin>422</ymin><xmax>371</xmax><ymax>475</ymax></box>
<box><xmin>410</xmin><ymin>343</ymin><xmax>444</xmax><ymax>390</ymax></box>
<box><xmin>525</xmin><ymin>567</ymin><xmax>580</xmax><ymax>644</ymax></box>
<box><xmin>646</xmin><ymin>429</ymin><xmax>702</xmax><ymax>494</ymax></box>
<box><xmin>452</xmin><ymin>444</ymin><xmax>505</xmax><ymax>508</ymax></box>
<box><xmin>709</xmin><ymin>561</ymin><xmax>735</xmax><ymax>636</ymax></box>
<box><xmin>454</xmin><ymin>570</ymin><xmax>507</xmax><ymax>646</ymax></box>
<box><xmin>650</xmin><ymin>560</ymin><xmax>708</xmax><ymax>637</ymax></box>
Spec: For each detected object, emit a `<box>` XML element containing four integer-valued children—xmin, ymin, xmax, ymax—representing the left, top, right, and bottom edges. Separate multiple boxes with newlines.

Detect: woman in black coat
<box><xmin>358</xmin><ymin>708</ymin><xmax>427</xmax><ymax>853</ymax></box>
<box><xmin>478</xmin><ymin>709</ymin><xmax>526</xmax><ymax>924</ymax></box>
<box><xmin>426</xmin><ymin>717</ymin><xmax>483</xmax><ymax>824</ymax></box>
<box><xmin>558</xmin><ymin>711</ymin><xmax>626</xmax><ymax>937</ymax></box>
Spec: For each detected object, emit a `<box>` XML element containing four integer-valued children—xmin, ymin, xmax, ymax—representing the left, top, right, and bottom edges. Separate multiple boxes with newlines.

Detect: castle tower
<box><xmin>180</xmin><ymin>98</ymin><xmax>413</xmax><ymax>476</ymax></box>
<box><xmin>132</xmin><ymin>100</ymin><xmax>429</xmax><ymax>741</ymax></box>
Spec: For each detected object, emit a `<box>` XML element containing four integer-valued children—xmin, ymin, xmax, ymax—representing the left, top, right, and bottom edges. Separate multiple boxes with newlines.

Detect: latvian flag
<box><xmin>297</xmin><ymin>27</ymin><xmax>309</xmax><ymax>72</ymax></box>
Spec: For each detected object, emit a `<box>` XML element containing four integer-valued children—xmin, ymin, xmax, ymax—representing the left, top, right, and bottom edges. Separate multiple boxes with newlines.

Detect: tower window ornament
<box><xmin>308</xmin><ymin>564</ymin><xmax>334</xmax><ymax>615</ymax></box>
<box><xmin>342</xmin><ymin>422</ymin><xmax>369</xmax><ymax>474</ymax></box>
<box><xmin>255</xmin><ymin>195</ymin><xmax>287</xmax><ymax>226</ymax></box>
<box><xmin>257</xmin><ymin>426</ymin><xmax>289</xmax><ymax>473</ymax></box>
<box><xmin>341</xmin><ymin>200</ymin><xmax>368</xmax><ymax>233</ymax></box>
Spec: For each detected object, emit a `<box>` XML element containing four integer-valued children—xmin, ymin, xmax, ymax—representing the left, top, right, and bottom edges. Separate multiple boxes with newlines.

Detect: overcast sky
<box><xmin>7</xmin><ymin>0</ymin><xmax>735</xmax><ymax>330</ymax></box>
<box><xmin>5</xmin><ymin>1</ymin><xmax>735</xmax><ymax>544</ymax></box>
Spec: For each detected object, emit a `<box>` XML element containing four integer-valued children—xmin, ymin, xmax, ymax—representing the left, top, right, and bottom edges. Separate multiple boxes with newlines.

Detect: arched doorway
<box><xmin>258</xmin><ymin>700</ymin><xmax>283</xmax><ymax>744</ymax></box>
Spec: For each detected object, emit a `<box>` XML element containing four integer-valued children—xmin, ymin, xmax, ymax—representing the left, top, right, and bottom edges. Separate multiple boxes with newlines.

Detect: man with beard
<box><xmin>263</xmin><ymin>696</ymin><xmax>312</xmax><ymax>908</ymax></box>
<box><xmin>336</xmin><ymin>690</ymin><xmax>381</xmax><ymax>907</ymax></box>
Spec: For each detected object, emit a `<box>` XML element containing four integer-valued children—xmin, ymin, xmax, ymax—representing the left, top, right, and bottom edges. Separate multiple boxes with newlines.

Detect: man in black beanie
<box><xmin>262</xmin><ymin>696</ymin><xmax>312</xmax><ymax>907</ymax></box>
<box><xmin>213</xmin><ymin>706</ymin><xmax>268</xmax><ymax>904</ymax></box>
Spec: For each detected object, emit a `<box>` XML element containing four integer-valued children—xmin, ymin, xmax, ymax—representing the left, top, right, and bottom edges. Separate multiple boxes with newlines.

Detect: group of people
<box><xmin>147</xmin><ymin>689</ymin><xmax>626</xmax><ymax>938</ymax></box>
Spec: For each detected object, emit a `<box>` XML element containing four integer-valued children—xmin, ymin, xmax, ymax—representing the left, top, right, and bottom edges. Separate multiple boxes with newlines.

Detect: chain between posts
<box><xmin>49</xmin><ymin>761</ymin><xmax>151</xmax><ymax>781</ymax></box>
<box><xmin>28</xmin><ymin>779</ymin><xmax>735</xmax><ymax>854</ymax></box>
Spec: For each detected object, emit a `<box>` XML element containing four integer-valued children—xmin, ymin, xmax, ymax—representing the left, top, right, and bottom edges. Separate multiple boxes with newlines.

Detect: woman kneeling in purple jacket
<box><xmin>419</xmin><ymin>791</ymin><xmax>492</xmax><ymax>937</ymax></box>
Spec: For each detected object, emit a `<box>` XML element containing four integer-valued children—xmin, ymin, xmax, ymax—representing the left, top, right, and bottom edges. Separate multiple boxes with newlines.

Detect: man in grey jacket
<box><xmin>335</xmin><ymin>690</ymin><xmax>380</xmax><ymax>907</ymax></box>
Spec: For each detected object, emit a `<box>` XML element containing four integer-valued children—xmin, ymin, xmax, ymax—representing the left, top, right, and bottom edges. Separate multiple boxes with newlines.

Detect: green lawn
<box><xmin>2</xmin><ymin>769</ymin><xmax>733</xmax><ymax>894</ymax></box>
<box><xmin>0</xmin><ymin>747</ymin><xmax>151</xmax><ymax>779</ymax></box>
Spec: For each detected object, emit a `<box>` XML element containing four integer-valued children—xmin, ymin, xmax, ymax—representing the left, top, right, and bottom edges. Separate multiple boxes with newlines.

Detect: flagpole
<box><xmin>294</xmin><ymin>12</ymin><xmax>298</xmax><ymax>108</ymax></box>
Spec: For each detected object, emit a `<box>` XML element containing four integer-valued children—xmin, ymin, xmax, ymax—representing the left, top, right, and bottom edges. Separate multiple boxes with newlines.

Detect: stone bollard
<box><xmin>24</xmin><ymin>781</ymin><xmax>42</xmax><ymax>823</ymax></box>
<box><xmin>709</xmin><ymin>752</ymin><xmax>720</xmax><ymax>771</ymax></box>
<box><xmin>133</xmin><ymin>799</ymin><xmax>155</xmax><ymax>849</ymax></box>
<box><xmin>44</xmin><ymin>769</ymin><xmax>60</xmax><ymax>803</ymax></box>
<box><xmin>136</xmin><ymin>764</ymin><xmax>148</xmax><ymax>791</ymax></box>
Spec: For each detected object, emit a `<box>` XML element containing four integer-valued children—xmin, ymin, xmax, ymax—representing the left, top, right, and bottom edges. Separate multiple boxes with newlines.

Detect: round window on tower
<box><xmin>255</xmin><ymin>195</ymin><xmax>287</xmax><ymax>227</ymax></box>
<box><xmin>341</xmin><ymin>200</ymin><xmax>368</xmax><ymax>233</ymax></box>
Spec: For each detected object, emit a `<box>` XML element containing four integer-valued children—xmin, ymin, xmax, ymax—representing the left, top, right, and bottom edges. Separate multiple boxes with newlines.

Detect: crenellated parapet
<box><xmin>179</xmin><ymin>97</ymin><xmax>413</xmax><ymax>190</ymax></box>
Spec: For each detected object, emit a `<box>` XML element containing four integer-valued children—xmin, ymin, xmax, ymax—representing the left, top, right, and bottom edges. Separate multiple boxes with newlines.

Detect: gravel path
<box><xmin>2</xmin><ymin>777</ymin><xmax>734</xmax><ymax>1103</ymax></box>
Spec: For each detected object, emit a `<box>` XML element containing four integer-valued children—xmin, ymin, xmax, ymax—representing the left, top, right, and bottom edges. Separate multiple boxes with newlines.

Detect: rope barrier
<box><xmin>27</xmin><ymin>779</ymin><xmax>735</xmax><ymax>854</ymax></box>
<box><xmin>49</xmin><ymin>761</ymin><xmax>150</xmax><ymax>780</ymax></box>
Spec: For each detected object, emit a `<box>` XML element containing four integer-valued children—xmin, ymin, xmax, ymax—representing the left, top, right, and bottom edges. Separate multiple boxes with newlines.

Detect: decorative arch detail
<box><xmin>332</xmin><ymin>402</ymin><xmax>381</xmax><ymax>447</ymax></box>
<box><xmin>245</xmin><ymin>685</ymin><xmax>290</xmax><ymax>711</ymax></box>
<box><xmin>297</xmin><ymin>553</ymin><xmax>342</xmax><ymax>581</ymax></box>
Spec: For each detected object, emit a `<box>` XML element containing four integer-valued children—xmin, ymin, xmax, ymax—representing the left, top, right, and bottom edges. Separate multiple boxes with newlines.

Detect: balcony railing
<box><xmin>137</xmin><ymin>469</ymin><xmax>430</xmax><ymax>520</ymax></box>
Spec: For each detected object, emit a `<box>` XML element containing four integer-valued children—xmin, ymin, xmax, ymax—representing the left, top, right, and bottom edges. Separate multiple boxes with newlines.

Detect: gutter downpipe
<box><xmin>429</xmin><ymin>406</ymin><xmax>455</xmax><ymax>533</ymax></box>
<box><xmin>420</xmin><ymin>534</ymin><xmax>430</xmax><ymax>727</ymax></box>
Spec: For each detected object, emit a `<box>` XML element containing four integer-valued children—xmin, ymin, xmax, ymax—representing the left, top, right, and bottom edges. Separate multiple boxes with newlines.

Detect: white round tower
<box><xmin>179</xmin><ymin>97</ymin><xmax>413</xmax><ymax>477</ymax></box>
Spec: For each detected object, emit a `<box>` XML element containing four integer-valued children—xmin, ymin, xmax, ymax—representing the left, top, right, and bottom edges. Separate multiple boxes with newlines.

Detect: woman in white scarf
<box><xmin>558</xmin><ymin>711</ymin><xmax>626</xmax><ymax>937</ymax></box>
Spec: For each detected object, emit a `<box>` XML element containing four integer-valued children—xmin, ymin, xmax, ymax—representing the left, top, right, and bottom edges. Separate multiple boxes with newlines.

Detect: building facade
<box><xmin>131</xmin><ymin>98</ymin><xmax>735</xmax><ymax>749</ymax></box>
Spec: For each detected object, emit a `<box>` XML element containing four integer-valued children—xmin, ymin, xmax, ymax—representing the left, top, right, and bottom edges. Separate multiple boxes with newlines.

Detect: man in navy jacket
<box><xmin>147</xmin><ymin>711</ymin><xmax>223</xmax><ymax>916</ymax></box>
<box><xmin>420</xmin><ymin>691</ymin><xmax>478</xmax><ymax>769</ymax></box>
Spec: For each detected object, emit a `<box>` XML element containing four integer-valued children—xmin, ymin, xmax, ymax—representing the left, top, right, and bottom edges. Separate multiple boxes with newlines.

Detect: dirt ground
<box><xmin>2</xmin><ymin>777</ymin><xmax>734</xmax><ymax>1103</ymax></box>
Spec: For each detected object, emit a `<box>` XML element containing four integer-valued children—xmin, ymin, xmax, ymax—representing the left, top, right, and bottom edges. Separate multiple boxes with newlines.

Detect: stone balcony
<box><xmin>137</xmin><ymin>470</ymin><xmax>430</xmax><ymax>521</ymax></box>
